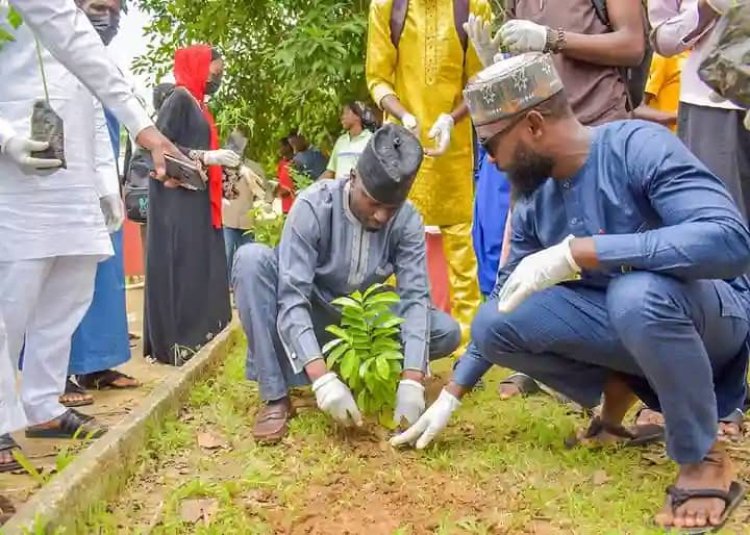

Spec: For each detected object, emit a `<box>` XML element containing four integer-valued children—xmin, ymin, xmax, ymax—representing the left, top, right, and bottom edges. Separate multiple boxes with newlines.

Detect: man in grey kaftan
<box><xmin>233</xmin><ymin>124</ymin><xmax>461</xmax><ymax>443</ymax></box>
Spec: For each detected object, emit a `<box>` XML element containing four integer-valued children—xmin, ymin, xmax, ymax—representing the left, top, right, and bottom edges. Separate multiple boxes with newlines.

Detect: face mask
<box><xmin>205</xmin><ymin>75</ymin><xmax>222</xmax><ymax>95</ymax></box>
<box><xmin>88</xmin><ymin>11</ymin><xmax>120</xmax><ymax>46</ymax></box>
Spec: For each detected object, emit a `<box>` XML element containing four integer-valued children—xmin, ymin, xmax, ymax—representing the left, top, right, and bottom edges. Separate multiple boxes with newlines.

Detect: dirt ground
<box><xmin>0</xmin><ymin>286</ymin><xmax>180</xmax><ymax>516</ymax></box>
<box><xmin>76</xmin><ymin>339</ymin><xmax>750</xmax><ymax>535</ymax></box>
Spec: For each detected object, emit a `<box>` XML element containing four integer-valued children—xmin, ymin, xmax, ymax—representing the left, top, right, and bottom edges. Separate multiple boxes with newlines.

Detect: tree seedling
<box><xmin>323</xmin><ymin>283</ymin><xmax>405</xmax><ymax>426</ymax></box>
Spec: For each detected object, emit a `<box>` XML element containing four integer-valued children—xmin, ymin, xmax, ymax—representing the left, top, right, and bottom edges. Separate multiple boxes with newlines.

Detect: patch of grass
<box><xmin>79</xmin><ymin>336</ymin><xmax>749</xmax><ymax>535</ymax></box>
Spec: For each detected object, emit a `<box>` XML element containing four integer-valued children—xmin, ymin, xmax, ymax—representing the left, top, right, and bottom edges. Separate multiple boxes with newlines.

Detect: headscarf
<box><xmin>173</xmin><ymin>44</ymin><xmax>223</xmax><ymax>229</ymax></box>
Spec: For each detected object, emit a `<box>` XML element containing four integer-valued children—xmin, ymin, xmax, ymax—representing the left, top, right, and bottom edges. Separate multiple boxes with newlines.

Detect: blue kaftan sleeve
<box><xmin>394</xmin><ymin>207</ymin><xmax>431</xmax><ymax>372</ymax></box>
<box><xmin>454</xmin><ymin>200</ymin><xmax>542</xmax><ymax>388</ymax></box>
<box><xmin>276</xmin><ymin>199</ymin><xmax>323</xmax><ymax>367</ymax></box>
<box><xmin>593</xmin><ymin>125</ymin><xmax>750</xmax><ymax>280</ymax></box>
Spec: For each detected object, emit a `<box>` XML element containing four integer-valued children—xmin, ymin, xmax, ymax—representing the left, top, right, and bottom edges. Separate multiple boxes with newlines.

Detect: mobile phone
<box><xmin>164</xmin><ymin>154</ymin><xmax>207</xmax><ymax>191</ymax></box>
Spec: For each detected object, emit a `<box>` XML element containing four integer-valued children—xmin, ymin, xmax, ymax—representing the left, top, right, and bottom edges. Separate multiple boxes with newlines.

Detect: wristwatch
<box><xmin>544</xmin><ymin>27</ymin><xmax>567</xmax><ymax>54</ymax></box>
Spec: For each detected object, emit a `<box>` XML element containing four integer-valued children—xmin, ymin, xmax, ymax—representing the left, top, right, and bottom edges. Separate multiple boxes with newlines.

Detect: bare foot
<box><xmin>655</xmin><ymin>442</ymin><xmax>735</xmax><ymax>530</ymax></box>
<box><xmin>59</xmin><ymin>390</ymin><xmax>93</xmax><ymax>407</ymax></box>
<box><xmin>0</xmin><ymin>449</ymin><xmax>15</xmax><ymax>469</ymax></box>
<box><xmin>636</xmin><ymin>407</ymin><xmax>744</xmax><ymax>441</ymax></box>
<box><xmin>498</xmin><ymin>382</ymin><xmax>522</xmax><ymax>400</ymax></box>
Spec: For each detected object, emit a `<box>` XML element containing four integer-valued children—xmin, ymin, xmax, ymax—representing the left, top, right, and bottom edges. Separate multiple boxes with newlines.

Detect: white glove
<box><xmin>463</xmin><ymin>13</ymin><xmax>503</xmax><ymax>68</ymax></box>
<box><xmin>705</xmin><ymin>0</ymin><xmax>731</xmax><ymax>14</ymax></box>
<box><xmin>99</xmin><ymin>194</ymin><xmax>124</xmax><ymax>233</ymax></box>
<box><xmin>393</xmin><ymin>379</ymin><xmax>426</xmax><ymax>426</ymax></box>
<box><xmin>497</xmin><ymin>235</ymin><xmax>580</xmax><ymax>313</ymax></box>
<box><xmin>401</xmin><ymin>113</ymin><xmax>419</xmax><ymax>137</ymax></box>
<box><xmin>2</xmin><ymin>136</ymin><xmax>62</xmax><ymax>171</ymax></box>
<box><xmin>390</xmin><ymin>389</ymin><xmax>461</xmax><ymax>450</ymax></box>
<box><xmin>744</xmin><ymin>110</ymin><xmax>750</xmax><ymax>132</ymax></box>
<box><xmin>499</xmin><ymin>19</ymin><xmax>548</xmax><ymax>54</ymax></box>
<box><xmin>202</xmin><ymin>149</ymin><xmax>240</xmax><ymax>168</ymax></box>
<box><xmin>312</xmin><ymin>372</ymin><xmax>363</xmax><ymax>427</ymax></box>
<box><xmin>426</xmin><ymin>113</ymin><xmax>454</xmax><ymax>156</ymax></box>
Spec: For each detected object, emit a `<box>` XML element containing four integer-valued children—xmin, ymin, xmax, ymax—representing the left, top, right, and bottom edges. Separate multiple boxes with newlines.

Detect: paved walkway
<box><xmin>0</xmin><ymin>287</ymin><xmax>179</xmax><ymax>514</ymax></box>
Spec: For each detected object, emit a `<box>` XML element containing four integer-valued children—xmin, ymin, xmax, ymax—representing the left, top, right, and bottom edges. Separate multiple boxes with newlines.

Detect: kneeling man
<box><xmin>393</xmin><ymin>54</ymin><xmax>749</xmax><ymax>531</ymax></box>
<box><xmin>234</xmin><ymin>124</ymin><xmax>461</xmax><ymax>444</ymax></box>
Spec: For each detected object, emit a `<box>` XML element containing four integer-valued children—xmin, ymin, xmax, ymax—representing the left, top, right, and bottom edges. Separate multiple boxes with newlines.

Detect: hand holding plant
<box><xmin>323</xmin><ymin>283</ymin><xmax>405</xmax><ymax>426</ymax></box>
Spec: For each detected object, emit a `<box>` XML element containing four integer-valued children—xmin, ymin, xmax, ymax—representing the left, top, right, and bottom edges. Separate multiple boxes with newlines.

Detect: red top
<box><xmin>276</xmin><ymin>158</ymin><xmax>295</xmax><ymax>214</ymax></box>
<box><xmin>174</xmin><ymin>44</ymin><xmax>223</xmax><ymax>229</ymax></box>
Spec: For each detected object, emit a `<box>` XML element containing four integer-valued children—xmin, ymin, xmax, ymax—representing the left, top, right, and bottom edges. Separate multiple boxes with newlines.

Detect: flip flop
<box><xmin>77</xmin><ymin>369</ymin><xmax>140</xmax><ymax>390</ymax></box>
<box><xmin>25</xmin><ymin>409</ymin><xmax>107</xmax><ymax>440</ymax></box>
<box><xmin>497</xmin><ymin>373</ymin><xmax>542</xmax><ymax>398</ymax></box>
<box><xmin>59</xmin><ymin>378</ymin><xmax>94</xmax><ymax>408</ymax></box>
<box><xmin>564</xmin><ymin>415</ymin><xmax>664</xmax><ymax>449</ymax></box>
<box><xmin>0</xmin><ymin>434</ymin><xmax>22</xmax><ymax>473</ymax></box>
<box><xmin>664</xmin><ymin>481</ymin><xmax>746</xmax><ymax>534</ymax></box>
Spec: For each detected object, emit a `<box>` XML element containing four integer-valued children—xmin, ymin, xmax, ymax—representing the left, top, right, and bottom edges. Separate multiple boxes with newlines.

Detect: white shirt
<box><xmin>649</xmin><ymin>0</ymin><xmax>741</xmax><ymax>110</ymax></box>
<box><xmin>1</xmin><ymin>0</ymin><xmax>152</xmax><ymax>147</ymax></box>
<box><xmin>0</xmin><ymin>9</ymin><xmax>112</xmax><ymax>261</ymax></box>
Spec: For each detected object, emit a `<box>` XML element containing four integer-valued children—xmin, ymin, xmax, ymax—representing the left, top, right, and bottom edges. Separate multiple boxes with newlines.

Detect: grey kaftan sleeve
<box><xmin>394</xmin><ymin>208</ymin><xmax>431</xmax><ymax>372</ymax></box>
<box><xmin>276</xmin><ymin>199</ymin><xmax>323</xmax><ymax>370</ymax></box>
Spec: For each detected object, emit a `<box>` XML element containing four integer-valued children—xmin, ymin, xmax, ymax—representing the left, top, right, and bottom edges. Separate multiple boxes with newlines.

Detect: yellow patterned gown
<box><xmin>366</xmin><ymin>0</ymin><xmax>487</xmax><ymax>344</ymax></box>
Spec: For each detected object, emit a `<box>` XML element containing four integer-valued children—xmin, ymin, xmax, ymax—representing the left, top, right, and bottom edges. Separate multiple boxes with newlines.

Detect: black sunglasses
<box><xmin>479</xmin><ymin>112</ymin><xmax>527</xmax><ymax>153</ymax></box>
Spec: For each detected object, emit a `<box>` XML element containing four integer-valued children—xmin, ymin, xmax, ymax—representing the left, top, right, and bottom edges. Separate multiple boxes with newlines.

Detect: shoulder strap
<box><xmin>591</xmin><ymin>0</ymin><xmax>612</xmax><ymax>30</ymax></box>
<box><xmin>453</xmin><ymin>0</ymin><xmax>469</xmax><ymax>53</ymax></box>
<box><xmin>390</xmin><ymin>0</ymin><xmax>408</xmax><ymax>48</ymax></box>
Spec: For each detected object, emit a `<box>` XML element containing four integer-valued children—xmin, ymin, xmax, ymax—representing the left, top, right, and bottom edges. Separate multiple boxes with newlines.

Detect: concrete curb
<box><xmin>2</xmin><ymin>324</ymin><xmax>241</xmax><ymax>535</ymax></box>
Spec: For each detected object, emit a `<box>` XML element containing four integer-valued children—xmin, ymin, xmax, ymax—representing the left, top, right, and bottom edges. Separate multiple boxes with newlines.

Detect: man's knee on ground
<box><xmin>232</xmin><ymin>243</ymin><xmax>275</xmax><ymax>290</ymax></box>
<box><xmin>606</xmin><ymin>272</ymin><xmax>688</xmax><ymax>330</ymax></box>
<box><xmin>430</xmin><ymin>314</ymin><xmax>462</xmax><ymax>359</ymax></box>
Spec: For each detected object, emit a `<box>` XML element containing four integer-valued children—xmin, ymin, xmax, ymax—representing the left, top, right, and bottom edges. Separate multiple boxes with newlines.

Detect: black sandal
<box><xmin>25</xmin><ymin>409</ymin><xmax>107</xmax><ymax>439</ymax></box>
<box><xmin>565</xmin><ymin>415</ymin><xmax>664</xmax><ymax>449</ymax></box>
<box><xmin>59</xmin><ymin>378</ymin><xmax>94</xmax><ymax>408</ymax></box>
<box><xmin>77</xmin><ymin>369</ymin><xmax>139</xmax><ymax>390</ymax></box>
<box><xmin>497</xmin><ymin>373</ymin><xmax>542</xmax><ymax>398</ymax></box>
<box><xmin>664</xmin><ymin>481</ymin><xmax>746</xmax><ymax>534</ymax></box>
<box><xmin>0</xmin><ymin>494</ymin><xmax>16</xmax><ymax>525</ymax></box>
<box><xmin>0</xmin><ymin>434</ymin><xmax>22</xmax><ymax>473</ymax></box>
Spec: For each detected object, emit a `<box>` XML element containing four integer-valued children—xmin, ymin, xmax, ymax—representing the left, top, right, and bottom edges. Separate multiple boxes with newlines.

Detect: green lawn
<box><xmin>78</xmin><ymin>338</ymin><xmax>750</xmax><ymax>534</ymax></box>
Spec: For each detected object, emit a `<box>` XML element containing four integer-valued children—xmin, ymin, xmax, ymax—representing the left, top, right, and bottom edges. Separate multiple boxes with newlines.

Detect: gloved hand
<box><xmin>99</xmin><ymin>194</ymin><xmax>124</xmax><ymax>233</ymax></box>
<box><xmin>393</xmin><ymin>379</ymin><xmax>426</xmax><ymax>426</ymax></box>
<box><xmin>202</xmin><ymin>149</ymin><xmax>240</xmax><ymax>168</ymax></box>
<box><xmin>704</xmin><ymin>0</ymin><xmax>731</xmax><ymax>14</ymax></box>
<box><xmin>426</xmin><ymin>113</ymin><xmax>454</xmax><ymax>156</ymax></box>
<box><xmin>390</xmin><ymin>389</ymin><xmax>461</xmax><ymax>449</ymax></box>
<box><xmin>499</xmin><ymin>19</ymin><xmax>548</xmax><ymax>54</ymax></box>
<box><xmin>2</xmin><ymin>136</ymin><xmax>62</xmax><ymax>171</ymax></box>
<box><xmin>497</xmin><ymin>235</ymin><xmax>580</xmax><ymax>313</ymax></box>
<box><xmin>401</xmin><ymin>113</ymin><xmax>420</xmax><ymax>137</ymax></box>
<box><xmin>312</xmin><ymin>372</ymin><xmax>363</xmax><ymax>427</ymax></box>
<box><xmin>463</xmin><ymin>13</ymin><xmax>503</xmax><ymax>68</ymax></box>
<box><xmin>744</xmin><ymin>110</ymin><xmax>750</xmax><ymax>132</ymax></box>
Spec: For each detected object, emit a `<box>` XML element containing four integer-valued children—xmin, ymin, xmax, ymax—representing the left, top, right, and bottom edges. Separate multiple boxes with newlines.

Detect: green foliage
<box><xmin>0</xmin><ymin>5</ymin><xmax>22</xmax><ymax>50</ymax></box>
<box><xmin>289</xmin><ymin>165</ymin><xmax>314</xmax><ymax>193</ymax></box>
<box><xmin>323</xmin><ymin>283</ymin><xmax>404</xmax><ymax>422</ymax></box>
<box><xmin>247</xmin><ymin>205</ymin><xmax>285</xmax><ymax>247</ymax></box>
<box><xmin>135</xmin><ymin>0</ymin><xmax>370</xmax><ymax>170</ymax></box>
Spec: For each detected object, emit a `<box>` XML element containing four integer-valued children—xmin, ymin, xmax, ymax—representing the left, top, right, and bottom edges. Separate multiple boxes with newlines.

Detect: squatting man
<box><xmin>233</xmin><ymin>124</ymin><xmax>462</xmax><ymax>444</ymax></box>
<box><xmin>392</xmin><ymin>54</ymin><xmax>750</xmax><ymax>532</ymax></box>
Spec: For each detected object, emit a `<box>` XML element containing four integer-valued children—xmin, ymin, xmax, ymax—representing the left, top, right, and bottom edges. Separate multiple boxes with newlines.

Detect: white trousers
<box><xmin>0</xmin><ymin>256</ymin><xmax>98</xmax><ymax>429</ymax></box>
<box><xmin>0</xmin><ymin>309</ymin><xmax>26</xmax><ymax>435</ymax></box>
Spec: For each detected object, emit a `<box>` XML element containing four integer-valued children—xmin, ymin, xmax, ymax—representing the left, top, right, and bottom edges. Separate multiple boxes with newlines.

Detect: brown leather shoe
<box><xmin>253</xmin><ymin>398</ymin><xmax>294</xmax><ymax>445</ymax></box>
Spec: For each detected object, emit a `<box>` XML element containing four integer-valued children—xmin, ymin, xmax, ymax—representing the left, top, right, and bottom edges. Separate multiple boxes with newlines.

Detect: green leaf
<box><xmin>324</xmin><ymin>342</ymin><xmax>349</xmax><ymax>366</ymax></box>
<box><xmin>340</xmin><ymin>349</ymin><xmax>359</xmax><ymax>382</ymax></box>
<box><xmin>375</xmin><ymin>316</ymin><xmax>404</xmax><ymax>330</ymax></box>
<box><xmin>325</xmin><ymin>325</ymin><xmax>352</xmax><ymax>342</ymax></box>
<box><xmin>358</xmin><ymin>359</ymin><xmax>372</xmax><ymax>378</ymax></box>
<box><xmin>362</xmin><ymin>283</ymin><xmax>386</xmax><ymax>300</ymax></box>
<box><xmin>373</xmin><ymin>327</ymin><xmax>401</xmax><ymax>339</ymax></box>
<box><xmin>8</xmin><ymin>7</ymin><xmax>23</xmax><ymax>29</ymax></box>
<box><xmin>366</xmin><ymin>292</ymin><xmax>401</xmax><ymax>306</ymax></box>
<box><xmin>375</xmin><ymin>356</ymin><xmax>390</xmax><ymax>381</ymax></box>
<box><xmin>321</xmin><ymin>337</ymin><xmax>345</xmax><ymax>355</ymax></box>
<box><xmin>0</xmin><ymin>27</ymin><xmax>15</xmax><ymax>45</ymax></box>
<box><xmin>331</xmin><ymin>296</ymin><xmax>363</xmax><ymax>310</ymax></box>
<box><xmin>378</xmin><ymin>350</ymin><xmax>404</xmax><ymax>361</ymax></box>
<box><xmin>357</xmin><ymin>389</ymin><xmax>367</xmax><ymax>412</ymax></box>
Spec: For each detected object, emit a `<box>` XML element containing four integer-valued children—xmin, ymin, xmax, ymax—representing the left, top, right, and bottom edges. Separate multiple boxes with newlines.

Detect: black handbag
<box><xmin>123</xmin><ymin>147</ymin><xmax>151</xmax><ymax>223</ymax></box>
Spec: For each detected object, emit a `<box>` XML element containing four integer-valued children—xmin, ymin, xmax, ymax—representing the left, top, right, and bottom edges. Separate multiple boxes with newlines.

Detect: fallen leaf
<box><xmin>179</xmin><ymin>498</ymin><xmax>218</xmax><ymax>525</ymax></box>
<box><xmin>197</xmin><ymin>431</ymin><xmax>226</xmax><ymax>450</ymax></box>
<box><xmin>592</xmin><ymin>469</ymin><xmax>610</xmax><ymax>486</ymax></box>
